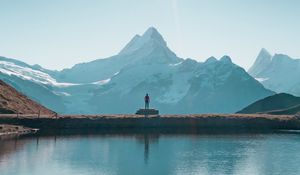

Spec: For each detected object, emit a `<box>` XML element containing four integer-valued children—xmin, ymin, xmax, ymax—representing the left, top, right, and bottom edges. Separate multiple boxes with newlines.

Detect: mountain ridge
<box><xmin>0</xmin><ymin>27</ymin><xmax>275</xmax><ymax>114</ymax></box>
<box><xmin>249</xmin><ymin>48</ymin><xmax>300</xmax><ymax>96</ymax></box>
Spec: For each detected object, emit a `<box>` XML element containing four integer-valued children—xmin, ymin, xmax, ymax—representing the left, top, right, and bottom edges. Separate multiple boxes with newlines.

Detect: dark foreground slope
<box><xmin>263</xmin><ymin>105</ymin><xmax>300</xmax><ymax>115</ymax></box>
<box><xmin>0</xmin><ymin>80</ymin><xmax>55</xmax><ymax>115</ymax></box>
<box><xmin>237</xmin><ymin>93</ymin><xmax>300</xmax><ymax>115</ymax></box>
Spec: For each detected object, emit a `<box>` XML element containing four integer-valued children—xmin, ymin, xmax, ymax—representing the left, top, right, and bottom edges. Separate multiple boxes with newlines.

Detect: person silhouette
<box><xmin>144</xmin><ymin>93</ymin><xmax>150</xmax><ymax>109</ymax></box>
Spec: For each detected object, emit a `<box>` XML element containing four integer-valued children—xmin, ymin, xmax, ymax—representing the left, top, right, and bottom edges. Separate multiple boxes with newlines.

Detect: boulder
<box><xmin>135</xmin><ymin>108</ymin><xmax>159</xmax><ymax>115</ymax></box>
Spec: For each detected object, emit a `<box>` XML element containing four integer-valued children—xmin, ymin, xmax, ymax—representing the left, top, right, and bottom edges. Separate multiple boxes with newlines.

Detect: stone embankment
<box><xmin>0</xmin><ymin>114</ymin><xmax>299</xmax><ymax>131</ymax></box>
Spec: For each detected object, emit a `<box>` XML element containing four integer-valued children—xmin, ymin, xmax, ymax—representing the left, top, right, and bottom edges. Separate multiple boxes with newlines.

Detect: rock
<box><xmin>0</xmin><ymin>124</ymin><xmax>38</xmax><ymax>138</ymax></box>
<box><xmin>135</xmin><ymin>109</ymin><xmax>159</xmax><ymax>115</ymax></box>
<box><xmin>296</xmin><ymin>112</ymin><xmax>300</xmax><ymax>119</ymax></box>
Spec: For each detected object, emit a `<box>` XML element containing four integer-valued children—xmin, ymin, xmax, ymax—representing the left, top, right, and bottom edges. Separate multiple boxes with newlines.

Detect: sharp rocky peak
<box><xmin>142</xmin><ymin>27</ymin><xmax>166</xmax><ymax>43</ymax></box>
<box><xmin>119</xmin><ymin>27</ymin><xmax>167</xmax><ymax>55</ymax></box>
<box><xmin>258</xmin><ymin>48</ymin><xmax>272</xmax><ymax>60</ymax></box>
<box><xmin>260</xmin><ymin>48</ymin><xmax>271</xmax><ymax>55</ymax></box>
<box><xmin>248</xmin><ymin>48</ymin><xmax>272</xmax><ymax>76</ymax></box>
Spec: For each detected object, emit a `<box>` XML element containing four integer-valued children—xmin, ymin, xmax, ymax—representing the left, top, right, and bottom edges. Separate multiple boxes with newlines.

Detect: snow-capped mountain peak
<box><xmin>248</xmin><ymin>48</ymin><xmax>272</xmax><ymax>76</ymax></box>
<box><xmin>119</xmin><ymin>27</ymin><xmax>167</xmax><ymax>55</ymax></box>
<box><xmin>142</xmin><ymin>27</ymin><xmax>166</xmax><ymax>45</ymax></box>
<box><xmin>249</xmin><ymin>49</ymin><xmax>300</xmax><ymax>96</ymax></box>
<box><xmin>259</xmin><ymin>48</ymin><xmax>271</xmax><ymax>57</ymax></box>
<box><xmin>257</xmin><ymin>48</ymin><xmax>272</xmax><ymax>63</ymax></box>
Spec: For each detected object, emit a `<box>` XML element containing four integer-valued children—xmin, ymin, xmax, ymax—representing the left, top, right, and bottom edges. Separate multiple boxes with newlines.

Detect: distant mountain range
<box><xmin>0</xmin><ymin>80</ymin><xmax>54</xmax><ymax>114</ymax></box>
<box><xmin>237</xmin><ymin>93</ymin><xmax>300</xmax><ymax>115</ymax></box>
<box><xmin>0</xmin><ymin>27</ymin><xmax>275</xmax><ymax>114</ymax></box>
<box><xmin>249</xmin><ymin>48</ymin><xmax>300</xmax><ymax>96</ymax></box>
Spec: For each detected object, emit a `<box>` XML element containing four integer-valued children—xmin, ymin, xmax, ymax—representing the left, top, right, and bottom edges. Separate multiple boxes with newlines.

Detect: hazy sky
<box><xmin>0</xmin><ymin>0</ymin><xmax>300</xmax><ymax>70</ymax></box>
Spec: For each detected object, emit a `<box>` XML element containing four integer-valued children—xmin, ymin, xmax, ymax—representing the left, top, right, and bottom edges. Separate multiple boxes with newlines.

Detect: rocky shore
<box><xmin>0</xmin><ymin>124</ymin><xmax>38</xmax><ymax>139</ymax></box>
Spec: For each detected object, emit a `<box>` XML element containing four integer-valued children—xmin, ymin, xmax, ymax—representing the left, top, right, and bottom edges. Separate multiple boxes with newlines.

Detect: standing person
<box><xmin>144</xmin><ymin>93</ymin><xmax>150</xmax><ymax>109</ymax></box>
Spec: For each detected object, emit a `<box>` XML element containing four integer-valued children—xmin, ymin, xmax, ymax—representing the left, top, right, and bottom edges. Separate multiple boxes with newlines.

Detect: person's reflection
<box><xmin>14</xmin><ymin>137</ymin><xmax>18</xmax><ymax>150</ymax></box>
<box><xmin>136</xmin><ymin>133</ymin><xmax>159</xmax><ymax>164</ymax></box>
<box><xmin>144</xmin><ymin>134</ymin><xmax>149</xmax><ymax>163</ymax></box>
<box><xmin>36</xmin><ymin>136</ymin><xmax>39</xmax><ymax>150</ymax></box>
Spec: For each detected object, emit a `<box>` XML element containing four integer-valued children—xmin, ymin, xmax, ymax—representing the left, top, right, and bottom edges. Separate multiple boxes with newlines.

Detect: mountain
<box><xmin>56</xmin><ymin>27</ymin><xmax>182</xmax><ymax>83</ymax></box>
<box><xmin>0</xmin><ymin>80</ymin><xmax>54</xmax><ymax>114</ymax></box>
<box><xmin>87</xmin><ymin>54</ymin><xmax>273</xmax><ymax>114</ymax></box>
<box><xmin>0</xmin><ymin>27</ymin><xmax>274</xmax><ymax>114</ymax></box>
<box><xmin>237</xmin><ymin>93</ymin><xmax>300</xmax><ymax>115</ymax></box>
<box><xmin>249</xmin><ymin>49</ymin><xmax>300</xmax><ymax>96</ymax></box>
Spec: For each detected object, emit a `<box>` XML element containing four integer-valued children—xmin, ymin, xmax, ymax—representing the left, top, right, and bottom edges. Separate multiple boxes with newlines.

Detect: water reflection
<box><xmin>144</xmin><ymin>135</ymin><xmax>149</xmax><ymax>163</ymax></box>
<box><xmin>33</xmin><ymin>133</ymin><xmax>160</xmax><ymax>165</ymax></box>
<box><xmin>1</xmin><ymin>132</ymin><xmax>300</xmax><ymax>175</ymax></box>
<box><xmin>135</xmin><ymin>134</ymin><xmax>159</xmax><ymax>164</ymax></box>
<box><xmin>36</xmin><ymin>136</ymin><xmax>39</xmax><ymax>150</ymax></box>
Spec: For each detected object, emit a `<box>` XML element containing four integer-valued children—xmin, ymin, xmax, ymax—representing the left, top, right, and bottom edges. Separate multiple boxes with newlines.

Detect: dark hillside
<box><xmin>237</xmin><ymin>93</ymin><xmax>300</xmax><ymax>114</ymax></box>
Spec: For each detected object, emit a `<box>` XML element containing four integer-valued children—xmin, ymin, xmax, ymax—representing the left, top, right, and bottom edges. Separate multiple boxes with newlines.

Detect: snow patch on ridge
<box><xmin>92</xmin><ymin>78</ymin><xmax>111</xmax><ymax>85</ymax></box>
<box><xmin>169</xmin><ymin>62</ymin><xmax>183</xmax><ymax>67</ymax></box>
<box><xmin>53</xmin><ymin>91</ymin><xmax>71</xmax><ymax>96</ymax></box>
<box><xmin>0</xmin><ymin>61</ymin><xmax>79</xmax><ymax>87</ymax></box>
<box><xmin>91</xmin><ymin>71</ymin><xmax>119</xmax><ymax>85</ymax></box>
<box><xmin>113</xmin><ymin>71</ymin><xmax>120</xmax><ymax>76</ymax></box>
<box><xmin>255</xmin><ymin>77</ymin><xmax>269</xmax><ymax>82</ymax></box>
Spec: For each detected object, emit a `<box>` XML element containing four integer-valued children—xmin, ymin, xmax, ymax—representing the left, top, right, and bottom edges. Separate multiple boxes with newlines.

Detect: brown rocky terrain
<box><xmin>0</xmin><ymin>80</ymin><xmax>55</xmax><ymax>115</ymax></box>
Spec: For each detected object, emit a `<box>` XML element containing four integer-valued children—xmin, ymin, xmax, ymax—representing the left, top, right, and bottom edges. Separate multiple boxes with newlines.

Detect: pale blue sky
<box><xmin>0</xmin><ymin>0</ymin><xmax>299</xmax><ymax>70</ymax></box>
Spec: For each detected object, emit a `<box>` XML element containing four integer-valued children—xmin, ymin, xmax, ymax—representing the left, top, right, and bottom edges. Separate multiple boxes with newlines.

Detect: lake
<box><xmin>1</xmin><ymin>131</ymin><xmax>300</xmax><ymax>175</ymax></box>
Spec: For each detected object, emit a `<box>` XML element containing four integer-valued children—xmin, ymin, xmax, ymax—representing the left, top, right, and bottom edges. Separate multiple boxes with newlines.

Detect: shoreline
<box><xmin>0</xmin><ymin>124</ymin><xmax>38</xmax><ymax>139</ymax></box>
<box><xmin>0</xmin><ymin>114</ymin><xmax>300</xmax><ymax>132</ymax></box>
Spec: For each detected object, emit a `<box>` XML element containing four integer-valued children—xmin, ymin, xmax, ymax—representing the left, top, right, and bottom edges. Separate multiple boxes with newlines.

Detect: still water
<box><xmin>1</xmin><ymin>131</ymin><xmax>300</xmax><ymax>175</ymax></box>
